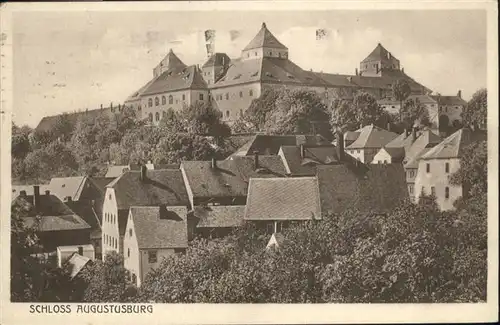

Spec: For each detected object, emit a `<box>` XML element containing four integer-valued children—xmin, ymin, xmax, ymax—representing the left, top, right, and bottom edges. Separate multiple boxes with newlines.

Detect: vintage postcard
<box><xmin>0</xmin><ymin>1</ymin><xmax>498</xmax><ymax>324</ymax></box>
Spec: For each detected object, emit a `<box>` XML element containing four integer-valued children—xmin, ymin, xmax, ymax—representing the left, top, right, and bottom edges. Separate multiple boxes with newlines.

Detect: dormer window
<box><xmin>251</xmin><ymin>72</ymin><xmax>258</xmax><ymax>77</ymax></box>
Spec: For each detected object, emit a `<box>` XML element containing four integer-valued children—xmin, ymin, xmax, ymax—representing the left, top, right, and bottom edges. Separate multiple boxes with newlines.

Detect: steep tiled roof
<box><xmin>231</xmin><ymin>134</ymin><xmax>329</xmax><ymax>157</ymax></box>
<box><xmin>48</xmin><ymin>176</ymin><xmax>87</xmax><ymax>201</ymax></box>
<box><xmin>12</xmin><ymin>185</ymin><xmax>50</xmax><ymax>199</ymax></box>
<box><xmin>105</xmin><ymin>165</ymin><xmax>134</xmax><ymax>178</ymax></box>
<box><xmin>107</xmin><ymin>169</ymin><xmax>189</xmax><ymax>210</ymax></box>
<box><xmin>279</xmin><ymin>145</ymin><xmax>341</xmax><ymax>176</ymax></box>
<box><xmin>129</xmin><ymin>206</ymin><xmax>188</xmax><ymax>249</ymax></box>
<box><xmin>245</xmin><ymin>177</ymin><xmax>321</xmax><ymax>221</ymax></box>
<box><xmin>63</xmin><ymin>252</ymin><xmax>92</xmax><ymax>279</ymax></box>
<box><xmin>191</xmin><ymin>205</ymin><xmax>245</xmax><ymax>228</ymax></box>
<box><xmin>202</xmin><ymin>53</ymin><xmax>231</xmax><ymax>68</ymax></box>
<box><xmin>420</xmin><ymin>128</ymin><xmax>486</xmax><ymax>160</ymax></box>
<box><xmin>344</xmin><ymin>131</ymin><xmax>361</xmax><ymax>142</ymax></box>
<box><xmin>156</xmin><ymin>49</ymin><xmax>187</xmax><ymax>71</ymax></box>
<box><xmin>317</xmin><ymin>164</ymin><xmax>408</xmax><ymax>215</ymax></box>
<box><xmin>361</xmin><ymin>43</ymin><xmax>396</xmax><ymax>63</ymax></box>
<box><xmin>403</xmin><ymin>130</ymin><xmax>442</xmax><ymax>167</ymax></box>
<box><xmin>35</xmin><ymin>107</ymin><xmax>116</xmax><ymax>133</ymax></box>
<box><xmin>382</xmin><ymin>147</ymin><xmax>406</xmax><ymax>159</ymax></box>
<box><xmin>140</xmin><ymin>65</ymin><xmax>207</xmax><ymax>96</ymax></box>
<box><xmin>13</xmin><ymin>194</ymin><xmax>91</xmax><ymax>231</ymax></box>
<box><xmin>88</xmin><ymin>177</ymin><xmax>114</xmax><ymax>194</ymax></box>
<box><xmin>430</xmin><ymin>95</ymin><xmax>467</xmax><ymax>106</ymax></box>
<box><xmin>347</xmin><ymin>124</ymin><xmax>399</xmax><ymax>149</ymax></box>
<box><xmin>181</xmin><ymin>156</ymin><xmax>286</xmax><ymax>200</ymax></box>
<box><xmin>243</xmin><ymin>23</ymin><xmax>288</xmax><ymax>51</ymax></box>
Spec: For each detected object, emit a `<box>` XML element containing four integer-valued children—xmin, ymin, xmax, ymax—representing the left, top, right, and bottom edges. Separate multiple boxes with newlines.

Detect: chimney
<box><xmin>387</xmin><ymin>122</ymin><xmax>391</xmax><ymax>132</ymax></box>
<box><xmin>253</xmin><ymin>150</ymin><xmax>259</xmax><ymax>170</ymax></box>
<box><xmin>336</xmin><ymin>131</ymin><xmax>344</xmax><ymax>161</ymax></box>
<box><xmin>300</xmin><ymin>144</ymin><xmax>305</xmax><ymax>159</ymax></box>
<box><xmin>33</xmin><ymin>185</ymin><xmax>40</xmax><ymax>210</ymax></box>
<box><xmin>45</xmin><ymin>190</ymin><xmax>50</xmax><ymax>196</ymax></box>
<box><xmin>66</xmin><ymin>196</ymin><xmax>72</xmax><ymax>202</ymax></box>
<box><xmin>355</xmin><ymin>68</ymin><xmax>358</xmax><ymax>76</ymax></box>
<box><xmin>140</xmin><ymin>165</ymin><xmax>147</xmax><ymax>182</ymax></box>
<box><xmin>20</xmin><ymin>190</ymin><xmax>27</xmax><ymax>198</ymax></box>
<box><xmin>211</xmin><ymin>157</ymin><xmax>217</xmax><ymax>169</ymax></box>
<box><xmin>411</xmin><ymin>127</ymin><xmax>417</xmax><ymax>143</ymax></box>
<box><xmin>110</xmin><ymin>102</ymin><xmax>113</xmax><ymax>108</ymax></box>
<box><xmin>457</xmin><ymin>90</ymin><xmax>462</xmax><ymax>98</ymax></box>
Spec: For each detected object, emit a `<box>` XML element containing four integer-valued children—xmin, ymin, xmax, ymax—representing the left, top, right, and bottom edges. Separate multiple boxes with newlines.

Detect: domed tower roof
<box><xmin>243</xmin><ymin>22</ymin><xmax>288</xmax><ymax>51</ymax></box>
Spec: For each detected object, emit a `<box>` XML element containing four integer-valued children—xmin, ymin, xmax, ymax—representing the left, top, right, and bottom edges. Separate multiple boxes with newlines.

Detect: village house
<box><xmin>414</xmin><ymin>128</ymin><xmax>486</xmax><ymax>211</ymax></box>
<box><xmin>188</xmin><ymin>205</ymin><xmax>245</xmax><ymax>239</ymax></box>
<box><xmin>372</xmin><ymin>128</ymin><xmax>417</xmax><ymax>164</ymax></box>
<box><xmin>345</xmin><ymin>124</ymin><xmax>399</xmax><ymax>163</ymax></box>
<box><xmin>180</xmin><ymin>154</ymin><xmax>286</xmax><ymax>209</ymax></box>
<box><xmin>12</xmin><ymin>186</ymin><xmax>91</xmax><ymax>253</ymax></box>
<box><xmin>402</xmin><ymin>129</ymin><xmax>443</xmax><ymax>200</ymax></box>
<box><xmin>316</xmin><ymin>163</ymin><xmax>408</xmax><ymax>216</ymax></box>
<box><xmin>123</xmin><ymin>206</ymin><xmax>188</xmax><ymax>287</ymax></box>
<box><xmin>244</xmin><ymin>177</ymin><xmax>322</xmax><ymax>234</ymax></box>
<box><xmin>104</xmin><ymin>162</ymin><xmax>179</xmax><ymax>178</ymax></box>
<box><xmin>101</xmin><ymin>167</ymin><xmax>189</xmax><ymax>260</ymax></box>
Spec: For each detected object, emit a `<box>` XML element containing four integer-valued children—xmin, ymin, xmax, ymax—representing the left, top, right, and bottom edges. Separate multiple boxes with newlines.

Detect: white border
<box><xmin>1</xmin><ymin>1</ymin><xmax>498</xmax><ymax>324</ymax></box>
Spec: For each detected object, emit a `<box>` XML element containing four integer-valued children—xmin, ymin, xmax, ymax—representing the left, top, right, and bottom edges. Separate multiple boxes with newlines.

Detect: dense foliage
<box><xmin>462</xmin><ymin>88</ymin><xmax>487</xmax><ymax>130</ymax></box>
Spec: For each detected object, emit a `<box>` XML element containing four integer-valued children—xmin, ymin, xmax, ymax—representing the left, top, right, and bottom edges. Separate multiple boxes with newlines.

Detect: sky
<box><xmin>12</xmin><ymin>9</ymin><xmax>487</xmax><ymax>127</ymax></box>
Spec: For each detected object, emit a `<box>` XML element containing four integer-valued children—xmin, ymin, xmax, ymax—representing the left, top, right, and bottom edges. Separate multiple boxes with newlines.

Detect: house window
<box><xmin>357</xmin><ymin>150</ymin><xmax>360</xmax><ymax>154</ymax></box>
<box><xmin>127</xmin><ymin>248</ymin><xmax>130</xmax><ymax>258</ymax></box>
<box><xmin>162</xmin><ymin>96</ymin><xmax>166</xmax><ymax>105</ymax></box>
<box><xmin>155</xmin><ymin>97</ymin><xmax>159</xmax><ymax>106</ymax></box>
<box><xmin>199</xmin><ymin>93</ymin><xmax>204</xmax><ymax>100</ymax></box>
<box><xmin>239</xmin><ymin>91</ymin><xmax>243</xmax><ymax>98</ymax></box>
<box><xmin>266</xmin><ymin>223</ymin><xmax>274</xmax><ymax>234</ymax></box>
<box><xmin>409</xmin><ymin>185</ymin><xmax>414</xmax><ymax>194</ymax></box>
<box><xmin>225</xmin><ymin>93</ymin><xmax>229</xmax><ymax>100</ymax></box>
<box><xmin>155</xmin><ymin>112</ymin><xmax>160</xmax><ymax>121</ymax></box>
<box><xmin>445</xmin><ymin>187</ymin><xmax>450</xmax><ymax>199</ymax></box>
<box><xmin>148</xmin><ymin>250</ymin><xmax>158</xmax><ymax>263</ymax></box>
<box><xmin>249</xmin><ymin>89</ymin><xmax>253</xmax><ymax>96</ymax></box>
<box><xmin>269</xmin><ymin>51</ymin><xmax>272</xmax><ymax>56</ymax></box>
<box><xmin>226</xmin><ymin>110</ymin><xmax>230</xmax><ymax>118</ymax></box>
<box><xmin>129</xmin><ymin>228</ymin><xmax>133</xmax><ymax>237</ymax></box>
<box><xmin>431</xmin><ymin>186</ymin><xmax>436</xmax><ymax>196</ymax></box>
<box><xmin>182</xmin><ymin>94</ymin><xmax>185</xmax><ymax>101</ymax></box>
<box><xmin>421</xmin><ymin>186</ymin><xmax>425</xmax><ymax>195</ymax></box>
<box><xmin>148</xmin><ymin>98</ymin><xmax>153</xmax><ymax>107</ymax></box>
<box><xmin>426</xmin><ymin>163</ymin><xmax>430</xmax><ymax>173</ymax></box>
<box><xmin>169</xmin><ymin>95</ymin><xmax>173</xmax><ymax>104</ymax></box>
<box><xmin>445</xmin><ymin>162</ymin><xmax>450</xmax><ymax>173</ymax></box>
<box><xmin>109</xmin><ymin>194</ymin><xmax>112</xmax><ymax>200</ymax></box>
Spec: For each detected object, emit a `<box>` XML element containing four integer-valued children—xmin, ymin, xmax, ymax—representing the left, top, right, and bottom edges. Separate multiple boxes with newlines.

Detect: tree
<box><xmin>244</xmin><ymin>88</ymin><xmax>283</xmax><ymax>131</ymax></box>
<box><xmin>151</xmin><ymin>133</ymin><xmax>217</xmax><ymax>164</ymax></box>
<box><xmin>462</xmin><ymin>88</ymin><xmax>487</xmax><ymax>130</ymax></box>
<box><xmin>180</xmin><ymin>102</ymin><xmax>231</xmax><ymax>138</ymax></box>
<box><xmin>400</xmin><ymin>98</ymin><xmax>431</xmax><ymax>130</ymax></box>
<box><xmin>330</xmin><ymin>92</ymin><xmax>387</xmax><ymax>132</ymax></box>
<box><xmin>12</xmin><ymin>123</ymin><xmax>32</xmax><ymax>160</ymax></box>
<box><xmin>158</xmin><ymin>108</ymin><xmax>185</xmax><ymax>133</ymax></box>
<box><xmin>392</xmin><ymin>79</ymin><xmax>412</xmax><ymax>121</ymax></box>
<box><xmin>52</xmin><ymin>113</ymin><xmax>75</xmax><ymax>142</ymax></box>
<box><xmin>450</xmin><ymin>140</ymin><xmax>487</xmax><ymax>200</ymax></box>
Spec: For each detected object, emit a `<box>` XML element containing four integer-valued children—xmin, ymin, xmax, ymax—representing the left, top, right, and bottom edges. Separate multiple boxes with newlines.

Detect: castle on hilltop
<box><xmin>123</xmin><ymin>22</ymin><xmax>431</xmax><ymax>125</ymax></box>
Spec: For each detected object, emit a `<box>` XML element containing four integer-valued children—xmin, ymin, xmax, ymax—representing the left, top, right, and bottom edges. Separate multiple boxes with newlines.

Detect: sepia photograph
<box><xmin>0</xmin><ymin>1</ymin><xmax>498</xmax><ymax>324</ymax></box>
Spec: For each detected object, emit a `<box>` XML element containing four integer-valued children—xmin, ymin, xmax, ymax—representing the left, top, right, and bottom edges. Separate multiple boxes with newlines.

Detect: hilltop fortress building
<box><xmin>124</xmin><ymin>22</ymin><xmax>431</xmax><ymax>125</ymax></box>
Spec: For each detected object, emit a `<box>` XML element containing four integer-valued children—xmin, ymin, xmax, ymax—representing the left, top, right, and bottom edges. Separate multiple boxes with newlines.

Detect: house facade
<box><xmin>345</xmin><ymin>124</ymin><xmax>399</xmax><ymax>163</ymax></box>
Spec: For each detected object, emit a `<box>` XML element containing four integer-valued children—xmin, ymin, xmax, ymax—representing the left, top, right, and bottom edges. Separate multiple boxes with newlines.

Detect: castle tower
<box><xmin>201</xmin><ymin>53</ymin><xmax>231</xmax><ymax>85</ymax></box>
<box><xmin>241</xmin><ymin>22</ymin><xmax>288</xmax><ymax>61</ymax></box>
<box><xmin>153</xmin><ymin>49</ymin><xmax>187</xmax><ymax>77</ymax></box>
<box><xmin>359</xmin><ymin>43</ymin><xmax>400</xmax><ymax>77</ymax></box>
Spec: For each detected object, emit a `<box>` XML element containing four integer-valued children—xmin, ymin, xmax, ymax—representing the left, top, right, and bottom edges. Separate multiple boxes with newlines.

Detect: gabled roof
<box><xmin>231</xmin><ymin>134</ymin><xmax>329</xmax><ymax>157</ymax></box>
<box><xmin>403</xmin><ymin>130</ymin><xmax>442</xmax><ymax>167</ymax></box>
<box><xmin>381</xmin><ymin>147</ymin><xmax>406</xmax><ymax>160</ymax></box>
<box><xmin>430</xmin><ymin>95</ymin><xmax>467</xmax><ymax>106</ymax></box>
<box><xmin>181</xmin><ymin>156</ymin><xmax>286</xmax><ymax>200</ymax></box>
<box><xmin>245</xmin><ymin>177</ymin><xmax>321</xmax><ymax>221</ymax></box>
<box><xmin>347</xmin><ymin>124</ymin><xmax>399</xmax><ymax>149</ymax></box>
<box><xmin>63</xmin><ymin>253</ymin><xmax>92</xmax><ymax>279</ymax></box>
<box><xmin>202</xmin><ymin>53</ymin><xmax>231</xmax><ymax>68</ymax></box>
<box><xmin>156</xmin><ymin>49</ymin><xmax>187</xmax><ymax>71</ymax></box>
<box><xmin>420</xmin><ymin>128</ymin><xmax>486</xmax><ymax>160</ymax></box>
<box><xmin>243</xmin><ymin>22</ymin><xmax>288</xmax><ymax>51</ymax></box>
<box><xmin>361</xmin><ymin>43</ymin><xmax>397</xmax><ymax>63</ymax></box>
<box><xmin>88</xmin><ymin>177</ymin><xmax>115</xmax><ymax>194</ymax></box>
<box><xmin>129</xmin><ymin>206</ymin><xmax>188</xmax><ymax>249</ymax></box>
<box><xmin>48</xmin><ymin>176</ymin><xmax>87</xmax><ymax>201</ymax></box>
<box><xmin>279</xmin><ymin>145</ymin><xmax>341</xmax><ymax>176</ymax></box>
<box><xmin>106</xmin><ymin>169</ymin><xmax>189</xmax><ymax>210</ymax></box>
<box><xmin>190</xmin><ymin>205</ymin><xmax>245</xmax><ymax>228</ymax></box>
<box><xmin>104</xmin><ymin>165</ymin><xmax>140</xmax><ymax>178</ymax></box>
<box><xmin>266</xmin><ymin>232</ymin><xmax>287</xmax><ymax>250</ymax></box>
<box><xmin>140</xmin><ymin>65</ymin><xmax>207</xmax><ymax>96</ymax></box>
<box><xmin>13</xmin><ymin>194</ymin><xmax>91</xmax><ymax>231</ymax></box>
<box><xmin>317</xmin><ymin>164</ymin><xmax>408</xmax><ymax>215</ymax></box>
<box><xmin>344</xmin><ymin>130</ymin><xmax>361</xmax><ymax>142</ymax></box>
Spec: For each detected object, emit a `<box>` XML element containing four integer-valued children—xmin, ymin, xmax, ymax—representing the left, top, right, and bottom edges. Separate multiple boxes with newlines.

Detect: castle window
<box><xmin>269</xmin><ymin>51</ymin><xmax>272</xmax><ymax>56</ymax></box>
<box><xmin>239</xmin><ymin>91</ymin><xmax>243</xmax><ymax>98</ymax></box>
<box><xmin>445</xmin><ymin>162</ymin><xmax>450</xmax><ymax>173</ymax></box>
<box><xmin>255</xmin><ymin>52</ymin><xmax>257</xmax><ymax>56</ymax></box>
<box><xmin>148</xmin><ymin>99</ymin><xmax>153</xmax><ymax>107</ymax></box>
<box><xmin>129</xmin><ymin>228</ymin><xmax>133</xmax><ymax>237</ymax></box>
<box><xmin>247</xmin><ymin>53</ymin><xmax>250</xmax><ymax>58</ymax></box>
<box><xmin>169</xmin><ymin>95</ymin><xmax>173</xmax><ymax>104</ymax></box>
<box><xmin>149</xmin><ymin>113</ymin><xmax>153</xmax><ymax>122</ymax></box>
<box><xmin>426</xmin><ymin>163</ymin><xmax>430</xmax><ymax>173</ymax></box>
<box><xmin>138</xmin><ymin>105</ymin><xmax>142</xmax><ymax>111</ymax></box>
<box><xmin>431</xmin><ymin>186</ymin><xmax>436</xmax><ymax>196</ymax></box>
<box><xmin>182</xmin><ymin>94</ymin><xmax>185</xmax><ymax>101</ymax></box>
<box><xmin>225</xmin><ymin>93</ymin><xmax>229</xmax><ymax>100</ymax></box>
<box><xmin>226</xmin><ymin>110</ymin><xmax>230</xmax><ymax>117</ymax></box>
<box><xmin>199</xmin><ymin>94</ymin><xmax>204</xmax><ymax>100</ymax></box>
<box><xmin>155</xmin><ymin>112</ymin><xmax>160</xmax><ymax>121</ymax></box>
<box><xmin>445</xmin><ymin>187</ymin><xmax>450</xmax><ymax>199</ymax></box>
<box><xmin>162</xmin><ymin>111</ymin><xmax>166</xmax><ymax>119</ymax></box>
<box><xmin>162</xmin><ymin>96</ymin><xmax>166</xmax><ymax>105</ymax></box>
<box><xmin>409</xmin><ymin>185</ymin><xmax>414</xmax><ymax>194</ymax></box>
<box><xmin>249</xmin><ymin>89</ymin><xmax>254</xmax><ymax>96</ymax></box>
<box><xmin>127</xmin><ymin>248</ymin><xmax>130</xmax><ymax>258</ymax></box>
<box><xmin>155</xmin><ymin>97</ymin><xmax>159</xmax><ymax>106</ymax></box>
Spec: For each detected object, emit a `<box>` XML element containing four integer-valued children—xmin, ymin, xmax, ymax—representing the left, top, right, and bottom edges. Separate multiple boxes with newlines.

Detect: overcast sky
<box><xmin>13</xmin><ymin>9</ymin><xmax>487</xmax><ymax>127</ymax></box>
